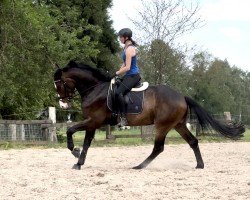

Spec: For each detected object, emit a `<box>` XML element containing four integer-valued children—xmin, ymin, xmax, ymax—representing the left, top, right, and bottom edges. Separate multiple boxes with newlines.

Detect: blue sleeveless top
<box><xmin>122</xmin><ymin>47</ymin><xmax>139</xmax><ymax>76</ymax></box>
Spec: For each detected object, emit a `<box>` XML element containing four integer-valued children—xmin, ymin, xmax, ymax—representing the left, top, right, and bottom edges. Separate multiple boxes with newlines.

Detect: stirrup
<box><xmin>117</xmin><ymin>116</ymin><xmax>128</xmax><ymax>127</ymax></box>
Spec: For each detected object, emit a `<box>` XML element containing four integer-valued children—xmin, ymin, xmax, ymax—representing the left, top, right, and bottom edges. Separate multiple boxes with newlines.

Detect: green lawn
<box><xmin>242</xmin><ymin>128</ymin><xmax>250</xmax><ymax>140</ymax></box>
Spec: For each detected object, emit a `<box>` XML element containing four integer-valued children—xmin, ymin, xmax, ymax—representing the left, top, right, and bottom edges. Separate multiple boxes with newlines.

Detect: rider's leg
<box><xmin>115</xmin><ymin>74</ymin><xmax>141</xmax><ymax>127</ymax></box>
<box><xmin>115</xmin><ymin>85</ymin><xmax>128</xmax><ymax>126</ymax></box>
<box><xmin>117</xmin><ymin>93</ymin><xmax>128</xmax><ymax>126</ymax></box>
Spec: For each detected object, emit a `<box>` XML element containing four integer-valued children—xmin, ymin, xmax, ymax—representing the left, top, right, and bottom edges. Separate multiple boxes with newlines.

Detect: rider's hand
<box><xmin>111</xmin><ymin>72</ymin><xmax>118</xmax><ymax>79</ymax></box>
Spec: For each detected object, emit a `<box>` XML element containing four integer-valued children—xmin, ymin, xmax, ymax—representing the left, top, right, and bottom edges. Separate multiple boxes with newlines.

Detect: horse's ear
<box><xmin>55</xmin><ymin>63</ymin><xmax>61</xmax><ymax>69</ymax></box>
<box><xmin>68</xmin><ymin>60</ymin><xmax>78</xmax><ymax>68</ymax></box>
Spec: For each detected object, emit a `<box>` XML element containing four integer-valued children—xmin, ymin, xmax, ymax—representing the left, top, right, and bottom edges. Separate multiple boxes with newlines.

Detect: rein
<box><xmin>80</xmin><ymin>83</ymin><xmax>102</xmax><ymax>95</ymax></box>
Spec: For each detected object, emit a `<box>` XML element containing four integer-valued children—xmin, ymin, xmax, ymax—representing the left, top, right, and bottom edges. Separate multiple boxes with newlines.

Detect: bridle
<box><xmin>54</xmin><ymin>78</ymin><xmax>102</xmax><ymax>101</ymax></box>
<box><xmin>54</xmin><ymin>79</ymin><xmax>77</xmax><ymax>101</ymax></box>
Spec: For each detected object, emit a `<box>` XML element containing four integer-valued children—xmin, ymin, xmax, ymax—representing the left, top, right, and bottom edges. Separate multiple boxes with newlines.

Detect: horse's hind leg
<box><xmin>133</xmin><ymin>127</ymin><xmax>167</xmax><ymax>169</ymax></box>
<box><xmin>175</xmin><ymin>123</ymin><xmax>204</xmax><ymax>169</ymax></box>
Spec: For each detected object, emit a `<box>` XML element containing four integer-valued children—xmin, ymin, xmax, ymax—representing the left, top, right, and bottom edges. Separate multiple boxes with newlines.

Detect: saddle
<box><xmin>107</xmin><ymin>78</ymin><xmax>149</xmax><ymax>115</ymax></box>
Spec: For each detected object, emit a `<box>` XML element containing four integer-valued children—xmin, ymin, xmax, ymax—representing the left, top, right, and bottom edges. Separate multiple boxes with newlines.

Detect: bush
<box><xmin>56</xmin><ymin>130</ymin><xmax>67</xmax><ymax>143</ymax></box>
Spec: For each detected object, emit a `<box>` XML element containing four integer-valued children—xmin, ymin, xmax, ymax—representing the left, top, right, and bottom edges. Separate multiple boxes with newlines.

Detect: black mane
<box><xmin>68</xmin><ymin>61</ymin><xmax>112</xmax><ymax>81</ymax></box>
<box><xmin>54</xmin><ymin>61</ymin><xmax>112</xmax><ymax>82</ymax></box>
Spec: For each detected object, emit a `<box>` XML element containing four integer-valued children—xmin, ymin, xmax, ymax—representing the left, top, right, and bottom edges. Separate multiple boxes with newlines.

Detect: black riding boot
<box><xmin>117</xmin><ymin>93</ymin><xmax>128</xmax><ymax>127</ymax></box>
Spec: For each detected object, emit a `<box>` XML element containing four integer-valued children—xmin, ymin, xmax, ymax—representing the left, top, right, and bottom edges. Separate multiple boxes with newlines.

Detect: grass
<box><xmin>242</xmin><ymin>129</ymin><xmax>250</xmax><ymax>140</ymax></box>
<box><xmin>0</xmin><ymin>128</ymin><xmax>249</xmax><ymax>150</ymax></box>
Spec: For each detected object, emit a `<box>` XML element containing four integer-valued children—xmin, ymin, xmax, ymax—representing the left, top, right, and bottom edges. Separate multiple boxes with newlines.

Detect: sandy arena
<box><xmin>0</xmin><ymin>142</ymin><xmax>249</xmax><ymax>200</ymax></box>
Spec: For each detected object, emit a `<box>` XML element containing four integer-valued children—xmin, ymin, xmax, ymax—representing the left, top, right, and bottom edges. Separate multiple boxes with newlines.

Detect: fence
<box><xmin>0</xmin><ymin>107</ymin><xmax>57</xmax><ymax>142</ymax></box>
<box><xmin>0</xmin><ymin>108</ymin><xmax>248</xmax><ymax>142</ymax></box>
<box><xmin>106</xmin><ymin>125</ymin><xmax>155</xmax><ymax>140</ymax></box>
<box><xmin>0</xmin><ymin>120</ymin><xmax>155</xmax><ymax>142</ymax></box>
<box><xmin>0</xmin><ymin>120</ymin><xmax>55</xmax><ymax>141</ymax></box>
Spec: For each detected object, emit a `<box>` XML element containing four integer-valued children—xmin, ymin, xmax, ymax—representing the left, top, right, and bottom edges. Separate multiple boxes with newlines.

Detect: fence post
<box><xmin>106</xmin><ymin>125</ymin><xmax>115</xmax><ymax>140</ymax></box>
<box><xmin>21</xmin><ymin>124</ymin><xmax>25</xmax><ymax>141</ymax></box>
<box><xmin>224</xmin><ymin>112</ymin><xmax>231</xmax><ymax>122</ymax></box>
<box><xmin>9</xmin><ymin>124</ymin><xmax>17</xmax><ymax>141</ymax></box>
<box><xmin>195</xmin><ymin>123</ymin><xmax>201</xmax><ymax>136</ymax></box>
<box><xmin>48</xmin><ymin>107</ymin><xmax>57</xmax><ymax>142</ymax></box>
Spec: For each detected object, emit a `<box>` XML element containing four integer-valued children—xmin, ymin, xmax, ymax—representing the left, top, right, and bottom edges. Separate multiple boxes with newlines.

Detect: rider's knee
<box><xmin>115</xmin><ymin>92</ymin><xmax>124</xmax><ymax>100</ymax></box>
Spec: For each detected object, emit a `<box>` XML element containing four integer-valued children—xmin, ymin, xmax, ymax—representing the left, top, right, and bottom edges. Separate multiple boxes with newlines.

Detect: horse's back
<box><xmin>144</xmin><ymin>85</ymin><xmax>187</xmax><ymax>123</ymax></box>
<box><xmin>145</xmin><ymin>84</ymin><xmax>185</xmax><ymax>104</ymax></box>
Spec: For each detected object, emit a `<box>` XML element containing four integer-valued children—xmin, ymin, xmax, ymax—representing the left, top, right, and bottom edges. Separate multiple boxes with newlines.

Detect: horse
<box><xmin>53</xmin><ymin>60</ymin><xmax>245</xmax><ymax>170</ymax></box>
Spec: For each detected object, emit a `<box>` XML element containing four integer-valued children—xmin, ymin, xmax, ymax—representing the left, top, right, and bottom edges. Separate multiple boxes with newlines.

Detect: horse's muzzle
<box><xmin>59</xmin><ymin>100</ymin><xmax>71</xmax><ymax>109</ymax></box>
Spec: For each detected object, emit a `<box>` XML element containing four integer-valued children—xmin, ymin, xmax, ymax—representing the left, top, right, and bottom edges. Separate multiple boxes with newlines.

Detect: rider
<box><xmin>113</xmin><ymin>28</ymin><xmax>141</xmax><ymax>127</ymax></box>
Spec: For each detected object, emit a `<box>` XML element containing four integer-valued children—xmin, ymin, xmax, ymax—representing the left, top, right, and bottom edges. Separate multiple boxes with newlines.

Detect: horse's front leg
<box><xmin>66</xmin><ymin>118</ymin><xmax>91</xmax><ymax>153</ymax></box>
<box><xmin>72</xmin><ymin>130</ymin><xmax>95</xmax><ymax>170</ymax></box>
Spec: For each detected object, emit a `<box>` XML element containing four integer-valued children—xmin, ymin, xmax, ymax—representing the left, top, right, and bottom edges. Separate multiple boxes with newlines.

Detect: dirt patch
<box><xmin>0</xmin><ymin>142</ymin><xmax>249</xmax><ymax>200</ymax></box>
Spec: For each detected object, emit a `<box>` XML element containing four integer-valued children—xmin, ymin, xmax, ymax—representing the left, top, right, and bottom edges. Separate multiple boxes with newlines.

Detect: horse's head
<box><xmin>53</xmin><ymin>62</ymin><xmax>77</xmax><ymax>109</ymax></box>
<box><xmin>53</xmin><ymin>60</ymin><xmax>112</xmax><ymax>109</ymax></box>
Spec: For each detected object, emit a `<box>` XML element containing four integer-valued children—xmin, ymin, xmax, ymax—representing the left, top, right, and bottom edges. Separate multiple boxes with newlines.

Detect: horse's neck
<box><xmin>80</xmin><ymin>82</ymin><xmax>110</xmax><ymax>107</ymax></box>
<box><xmin>69</xmin><ymin>68</ymin><xmax>109</xmax><ymax>98</ymax></box>
<box><xmin>76</xmin><ymin>78</ymin><xmax>109</xmax><ymax>98</ymax></box>
<box><xmin>76</xmin><ymin>80</ymin><xmax>101</xmax><ymax>97</ymax></box>
<box><xmin>71</xmin><ymin>71</ymin><xmax>97</xmax><ymax>93</ymax></box>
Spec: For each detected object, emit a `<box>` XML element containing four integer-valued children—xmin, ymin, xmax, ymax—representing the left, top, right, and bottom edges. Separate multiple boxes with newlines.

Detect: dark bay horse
<box><xmin>54</xmin><ymin>61</ymin><xmax>245</xmax><ymax>170</ymax></box>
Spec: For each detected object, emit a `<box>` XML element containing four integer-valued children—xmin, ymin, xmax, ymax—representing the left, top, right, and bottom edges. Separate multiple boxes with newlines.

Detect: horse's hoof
<box><xmin>71</xmin><ymin>148</ymin><xmax>80</xmax><ymax>158</ymax></box>
<box><xmin>132</xmin><ymin>165</ymin><xmax>143</xmax><ymax>170</ymax></box>
<box><xmin>196</xmin><ymin>164</ymin><xmax>204</xmax><ymax>169</ymax></box>
<box><xmin>72</xmin><ymin>164</ymin><xmax>81</xmax><ymax>170</ymax></box>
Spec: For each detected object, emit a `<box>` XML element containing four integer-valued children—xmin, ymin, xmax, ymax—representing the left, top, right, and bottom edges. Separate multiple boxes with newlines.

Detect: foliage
<box><xmin>138</xmin><ymin>42</ymin><xmax>250</xmax><ymax>123</ymax></box>
<box><xmin>0</xmin><ymin>0</ymin><xmax>119</xmax><ymax>119</ymax></box>
<box><xmin>44</xmin><ymin>0</ymin><xmax>120</xmax><ymax>70</ymax></box>
<box><xmin>138</xmin><ymin>39</ymin><xmax>190</xmax><ymax>93</ymax></box>
<box><xmin>56</xmin><ymin>129</ymin><xmax>67</xmax><ymax>143</ymax></box>
<box><xmin>132</xmin><ymin>0</ymin><xmax>249</xmax><ymax>125</ymax></box>
<box><xmin>0</xmin><ymin>0</ymin><xmax>249</xmax><ymax>125</ymax></box>
<box><xmin>188</xmin><ymin>52</ymin><xmax>250</xmax><ymax>124</ymax></box>
<box><xmin>0</xmin><ymin>0</ymin><xmax>58</xmax><ymax>119</ymax></box>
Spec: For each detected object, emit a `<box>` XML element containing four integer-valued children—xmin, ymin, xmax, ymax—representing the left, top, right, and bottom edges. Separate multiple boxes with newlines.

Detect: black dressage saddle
<box><xmin>107</xmin><ymin>78</ymin><xmax>149</xmax><ymax>114</ymax></box>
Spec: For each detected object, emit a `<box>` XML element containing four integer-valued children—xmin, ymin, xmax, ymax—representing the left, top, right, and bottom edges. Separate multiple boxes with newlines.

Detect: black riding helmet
<box><xmin>118</xmin><ymin>28</ymin><xmax>132</xmax><ymax>38</ymax></box>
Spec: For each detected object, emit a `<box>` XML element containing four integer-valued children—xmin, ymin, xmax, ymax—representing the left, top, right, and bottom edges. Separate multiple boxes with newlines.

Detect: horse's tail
<box><xmin>185</xmin><ymin>96</ymin><xmax>245</xmax><ymax>139</ymax></box>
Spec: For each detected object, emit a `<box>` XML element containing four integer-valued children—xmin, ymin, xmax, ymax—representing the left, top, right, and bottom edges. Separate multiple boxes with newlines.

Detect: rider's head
<box><xmin>118</xmin><ymin>28</ymin><xmax>133</xmax><ymax>44</ymax></box>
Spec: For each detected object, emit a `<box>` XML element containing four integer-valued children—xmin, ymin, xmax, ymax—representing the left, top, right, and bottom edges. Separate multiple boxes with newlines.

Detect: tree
<box><xmin>0</xmin><ymin>0</ymin><xmax>119</xmax><ymax>119</ymax></box>
<box><xmin>242</xmin><ymin>72</ymin><xmax>250</xmax><ymax>124</ymax></box>
<box><xmin>131</xmin><ymin>0</ymin><xmax>202</xmax><ymax>89</ymax></box>
<box><xmin>227</xmin><ymin>67</ymin><xmax>250</xmax><ymax>122</ymax></box>
<box><xmin>0</xmin><ymin>0</ymin><xmax>60</xmax><ymax>119</ymax></box>
<box><xmin>205</xmin><ymin>59</ymin><xmax>235</xmax><ymax>113</ymax></box>
<box><xmin>188</xmin><ymin>50</ymin><xmax>250</xmax><ymax>122</ymax></box>
<box><xmin>138</xmin><ymin>39</ymin><xmax>190</xmax><ymax>92</ymax></box>
<box><xmin>45</xmin><ymin>0</ymin><xmax>120</xmax><ymax>71</ymax></box>
<box><xmin>130</xmin><ymin>0</ymin><xmax>203</xmax><ymax>44</ymax></box>
<box><xmin>189</xmin><ymin>51</ymin><xmax>211</xmax><ymax>105</ymax></box>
